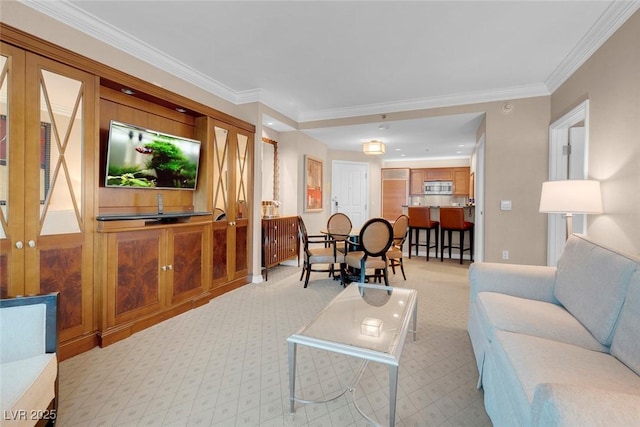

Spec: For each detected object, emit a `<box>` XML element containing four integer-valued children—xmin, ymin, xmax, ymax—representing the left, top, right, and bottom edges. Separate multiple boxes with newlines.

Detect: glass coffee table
<box><xmin>287</xmin><ymin>282</ymin><xmax>418</xmax><ymax>426</ymax></box>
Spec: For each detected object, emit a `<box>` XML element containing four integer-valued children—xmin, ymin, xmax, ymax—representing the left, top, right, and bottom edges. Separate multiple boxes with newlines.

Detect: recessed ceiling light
<box><xmin>458</xmin><ymin>144</ymin><xmax>465</xmax><ymax>147</ymax></box>
<box><xmin>456</xmin><ymin>150</ymin><xmax>463</xmax><ymax>154</ymax></box>
<box><xmin>176</xmin><ymin>107</ymin><xmax>187</xmax><ymax>113</ymax></box>
<box><xmin>121</xmin><ymin>88</ymin><xmax>135</xmax><ymax>95</ymax></box>
<box><xmin>400</xmin><ymin>154</ymin><xmax>406</xmax><ymax>157</ymax></box>
<box><xmin>394</xmin><ymin>148</ymin><xmax>401</xmax><ymax>151</ymax></box>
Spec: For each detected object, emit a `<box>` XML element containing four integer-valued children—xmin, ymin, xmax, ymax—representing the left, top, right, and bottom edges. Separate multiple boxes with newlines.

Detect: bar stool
<box><xmin>440</xmin><ymin>207</ymin><xmax>474</xmax><ymax>264</ymax></box>
<box><xmin>407</xmin><ymin>206</ymin><xmax>439</xmax><ymax>261</ymax></box>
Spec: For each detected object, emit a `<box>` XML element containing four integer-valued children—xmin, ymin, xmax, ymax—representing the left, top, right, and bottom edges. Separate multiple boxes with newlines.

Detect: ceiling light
<box><xmin>378</xmin><ymin>124</ymin><xmax>389</xmax><ymax>131</ymax></box>
<box><xmin>362</xmin><ymin>140</ymin><xmax>386</xmax><ymax>155</ymax></box>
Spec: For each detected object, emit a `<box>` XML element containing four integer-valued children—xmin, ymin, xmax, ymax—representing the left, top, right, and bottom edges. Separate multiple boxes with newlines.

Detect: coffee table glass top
<box><xmin>289</xmin><ymin>283</ymin><xmax>417</xmax><ymax>362</ymax></box>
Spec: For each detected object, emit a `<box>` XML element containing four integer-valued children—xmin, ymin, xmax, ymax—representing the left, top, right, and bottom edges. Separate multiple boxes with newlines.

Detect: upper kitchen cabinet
<box><xmin>425</xmin><ymin>168</ymin><xmax>453</xmax><ymax>181</ymax></box>
<box><xmin>453</xmin><ymin>167</ymin><xmax>470</xmax><ymax>196</ymax></box>
<box><xmin>0</xmin><ymin>44</ymin><xmax>97</xmax><ymax>358</ymax></box>
<box><xmin>409</xmin><ymin>169</ymin><xmax>426</xmax><ymax>195</ymax></box>
<box><xmin>410</xmin><ymin>167</ymin><xmax>470</xmax><ymax>196</ymax></box>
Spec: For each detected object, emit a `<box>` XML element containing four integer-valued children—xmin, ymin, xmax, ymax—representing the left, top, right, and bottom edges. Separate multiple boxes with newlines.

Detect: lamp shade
<box><xmin>362</xmin><ymin>140</ymin><xmax>386</xmax><ymax>155</ymax></box>
<box><xmin>539</xmin><ymin>180</ymin><xmax>603</xmax><ymax>214</ymax></box>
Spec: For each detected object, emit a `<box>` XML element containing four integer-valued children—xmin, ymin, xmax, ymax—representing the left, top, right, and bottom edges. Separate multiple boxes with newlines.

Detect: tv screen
<box><xmin>105</xmin><ymin>120</ymin><xmax>201</xmax><ymax>190</ymax></box>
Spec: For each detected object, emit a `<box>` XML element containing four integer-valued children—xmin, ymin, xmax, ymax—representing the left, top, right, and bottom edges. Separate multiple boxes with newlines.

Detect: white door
<box><xmin>331</xmin><ymin>161</ymin><xmax>368</xmax><ymax>229</ymax></box>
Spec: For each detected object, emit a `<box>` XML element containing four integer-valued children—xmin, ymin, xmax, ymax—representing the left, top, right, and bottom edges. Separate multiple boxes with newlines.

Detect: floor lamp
<box><xmin>539</xmin><ymin>180</ymin><xmax>603</xmax><ymax>240</ymax></box>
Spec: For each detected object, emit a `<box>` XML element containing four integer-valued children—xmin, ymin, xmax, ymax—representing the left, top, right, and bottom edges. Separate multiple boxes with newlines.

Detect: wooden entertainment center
<box><xmin>0</xmin><ymin>26</ymin><xmax>255</xmax><ymax>359</ymax></box>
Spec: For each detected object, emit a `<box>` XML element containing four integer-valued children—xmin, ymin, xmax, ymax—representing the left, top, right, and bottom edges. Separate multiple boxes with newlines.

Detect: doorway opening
<box><xmin>547</xmin><ymin>100</ymin><xmax>590</xmax><ymax>265</ymax></box>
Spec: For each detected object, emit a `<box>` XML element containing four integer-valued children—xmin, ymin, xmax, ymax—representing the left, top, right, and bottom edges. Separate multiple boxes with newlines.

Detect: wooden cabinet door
<box><xmin>425</xmin><ymin>168</ymin><xmax>453</xmax><ymax>181</ymax></box>
<box><xmin>453</xmin><ymin>167</ymin><xmax>470</xmax><ymax>195</ymax></box>
<box><xmin>106</xmin><ymin>229</ymin><xmax>164</xmax><ymax>327</ymax></box>
<box><xmin>168</xmin><ymin>224</ymin><xmax>210</xmax><ymax>304</ymax></box>
<box><xmin>0</xmin><ymin>47</ymin><xmax>96</xmax><ymax>358</ymax></box>
<box><xmin>409</xmin><ymin>169</ymin><xmax>425</xmax><ymax>195</ymax></box>
<box><xmin>211</xmin><ymin>120</ymin><xmax>252</xmax><ymax>288</ymax></box>
<box><xmin>0</xmin><ymin>43</ymin><xmax>26</xmax><ymax>297</ymax></box>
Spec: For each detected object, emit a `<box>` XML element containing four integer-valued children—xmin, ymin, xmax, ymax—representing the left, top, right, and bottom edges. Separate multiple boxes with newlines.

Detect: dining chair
<box><xmin>298</xmin><ymin>216</ymin><xmax>343</xmax><ymax>287</ymax></box>
<box><xmin>387</xmin><ymin>214</ymin><xmax>409</xmax><ymax>280</ymax></box>
<box><xmin>341</xmin><ymin>217</ymin><xmax>394</xmax><ymax>286</ymax></box>
<box><xmin>327</xmin><ymin>213</ymin><xmax>352</xmax><ymax>253</ymax></box>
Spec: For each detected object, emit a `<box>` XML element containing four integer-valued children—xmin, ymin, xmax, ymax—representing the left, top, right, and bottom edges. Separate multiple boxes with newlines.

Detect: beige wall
<box><xmin>5</xmin><ymin>1</ymin><xmax>638</xmax><ymax>278</ymax></box>
<box><xmin>550</xmin><ymin>10</ymin><xmax>640</xmax><ymax>256</ymax></box>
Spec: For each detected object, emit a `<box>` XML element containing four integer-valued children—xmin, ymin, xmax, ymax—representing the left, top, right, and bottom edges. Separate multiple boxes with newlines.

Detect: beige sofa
<box><xmin>468</xmin><ymin>234</ymin><xmax>640</xmax><ymax>426</ymax></box>
<box><xmin>0</xmin><ymin>293</ymin><xmax>58</xmax><ymax>426</ymax></box>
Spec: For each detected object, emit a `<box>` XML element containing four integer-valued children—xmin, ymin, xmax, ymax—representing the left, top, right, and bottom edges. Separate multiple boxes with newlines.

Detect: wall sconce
<box><xmin>362</xmin><ymin>140</ymin><xmax>386</xmax><ymax>155</ymax></box>
<box><xmin>539</xmin><ymin>179</ymin><xmax>603</xmax><ymax>239</ymax></box>
<box><xmin>361</xmin><ymin>317</ymin><xmax>383</xmax><ymax>337</ymax></box>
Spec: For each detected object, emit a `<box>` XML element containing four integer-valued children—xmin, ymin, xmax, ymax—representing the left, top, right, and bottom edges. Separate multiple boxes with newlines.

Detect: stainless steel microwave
<box><xmin>424</xmin><ymin>181</ymin><xmax>453</xmax><ymax>195</ymax></box>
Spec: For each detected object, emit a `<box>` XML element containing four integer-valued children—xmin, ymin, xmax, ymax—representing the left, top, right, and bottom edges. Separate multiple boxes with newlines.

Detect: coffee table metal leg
<box><xmin>288</xmin><ymin>341</ymin><xmax>297</xmax><ymax>415</ymax></box>
<box><xmin>389</xmin><ymin>364</ymin><xmax>399</xmax><ymax>427</ymax></box>
<box><xmin>412</xmin><ymin>298</ymin><xmax>418</xmax><ymax>342</ymax></box>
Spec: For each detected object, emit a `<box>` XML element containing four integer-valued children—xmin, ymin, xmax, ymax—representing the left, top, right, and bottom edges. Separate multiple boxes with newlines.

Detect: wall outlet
<box><xmin>502</xmin><ymin>250</ymin><xmax>509</xmax><ymax>260</ymax></box>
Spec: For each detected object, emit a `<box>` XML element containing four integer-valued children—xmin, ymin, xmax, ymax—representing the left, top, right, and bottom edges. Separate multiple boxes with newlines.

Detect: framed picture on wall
<box><xmin>304</xmin><ymin>155</ymin><xmax>323</xmax><ymax>212</ymax></box>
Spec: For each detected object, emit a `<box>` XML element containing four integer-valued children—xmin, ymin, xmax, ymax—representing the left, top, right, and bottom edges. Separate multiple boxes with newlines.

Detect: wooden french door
<box><xmin>0</xmin><ymin>44</ymin><xmax>96</xmax><ymax>357</ymax></box>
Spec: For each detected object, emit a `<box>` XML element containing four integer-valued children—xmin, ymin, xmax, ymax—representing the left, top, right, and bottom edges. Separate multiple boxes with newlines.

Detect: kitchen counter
<box><xmin>402</xmin><ymin>205</ymin><xmax>475</xmax><ymax>223</ymax></box>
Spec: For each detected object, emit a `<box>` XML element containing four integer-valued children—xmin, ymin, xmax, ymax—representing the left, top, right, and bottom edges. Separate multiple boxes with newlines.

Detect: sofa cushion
<box><xmin>0</xmin><ymin>353</ymin><xmax>57</xmax><ymax>414</ymax></box>
<box><xmin>611</xmin><ymin>270</ymin><xmax>640</xmax><ymax>376</ymax></box>
<box><xmin>554</xmin><ymin>234</ymin><xmax>637</xmax><ymax>346</ymax></box>
<box><xmin>532</xmin><ymin>383</ymin><xmax>640</xmax><ymax>427</ymax></box>
<box><xmin>486</xmin><ymin>330</ymin><xmax>640</xmax><ymax>426</ymax></box>
<box><xmin>476</xmin><ymin>292</ymin><xmax>608</xmax><ymax>352</ymax></box>
<box><xmin>0</xmin><ymin>304</ymin><xmax>46</xmax><ymax>363</ymax></box>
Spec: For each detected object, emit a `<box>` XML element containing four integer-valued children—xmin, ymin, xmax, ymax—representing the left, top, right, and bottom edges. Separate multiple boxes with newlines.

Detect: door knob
<box><xmin>28</xmin><ymin>240</ymin><xmax>36</xmax><ymax>248</ymax></box>
<box><xmin>15</xmin><ymin>241</ymin><xmax>23</xmax><ymax>249</ymax></box>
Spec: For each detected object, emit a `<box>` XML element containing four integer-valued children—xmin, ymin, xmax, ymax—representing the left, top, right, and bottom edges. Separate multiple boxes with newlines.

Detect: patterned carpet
<box><xmin>57</xmin><ymin>257</ymin><xmax>491</xmax><ymax>426</ymax></box>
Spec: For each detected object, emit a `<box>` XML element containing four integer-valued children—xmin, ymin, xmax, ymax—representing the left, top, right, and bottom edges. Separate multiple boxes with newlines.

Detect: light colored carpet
<box><xmin>57</xmin><ymin>257</ymin><xmax>491</xmax><ymax>426</ymax></box>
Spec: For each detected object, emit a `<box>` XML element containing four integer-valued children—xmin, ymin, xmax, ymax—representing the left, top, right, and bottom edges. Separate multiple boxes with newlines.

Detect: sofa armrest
<box><xmin>532</xmin><ymin>383</ymin><xmax>640</xmax><ymax>427</ymax></box>
<box><xmin>469</xmin><ymin>262</ymin><xmax>558</xmax><ymax>303</ymax></box>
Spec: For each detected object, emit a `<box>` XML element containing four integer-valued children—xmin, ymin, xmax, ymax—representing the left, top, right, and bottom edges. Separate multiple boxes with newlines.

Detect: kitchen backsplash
<box><xmin>410</xmin><ymin>195</ymin><xmax>469</xmax><ymax>207</ymax></box>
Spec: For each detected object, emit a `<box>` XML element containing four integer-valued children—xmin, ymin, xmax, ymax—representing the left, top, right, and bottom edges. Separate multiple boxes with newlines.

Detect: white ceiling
<box><xmin>25</xmin><ymin>1</ymin><xmax>639</xmax><ymax>161</ymax></box>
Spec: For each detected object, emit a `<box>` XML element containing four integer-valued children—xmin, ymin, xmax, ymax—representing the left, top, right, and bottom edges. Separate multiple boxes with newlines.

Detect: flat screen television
<box><xmin>105</xmin><ymin>120</ymin><xmax>201</xmax><ymax>190</ymax></box>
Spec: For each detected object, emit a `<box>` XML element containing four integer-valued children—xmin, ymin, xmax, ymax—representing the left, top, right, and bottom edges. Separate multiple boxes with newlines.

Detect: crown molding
<box><xmin>297</xmin><ymin>83</ymin><xmax>550</xmax><ymax>123</ymax></box>
<box><xmin>19</xmin><ymin>0</ymin><xmax>243</xmax><ymax>104</ymax></box>
<box><xmin>545</xmin><ymin>1</ymin><xmax>640</xmax><ymax>93</ymax></box>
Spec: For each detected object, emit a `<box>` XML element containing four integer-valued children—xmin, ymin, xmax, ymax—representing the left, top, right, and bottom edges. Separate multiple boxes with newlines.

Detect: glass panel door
<box><xmin>213</xmin><ymin>126</ymin><xmax>229</xmax><ymax>221</ymax></box>
<box><xmin>38</xmin><ymin>69</ymin><xmax>84</xmax><ymax>235</ymax></box>
<box><xmin>0</xmin><ymin>44</ymin><xmax>26</xmax><ymax>297</ymax></box>
<box><xmin>235</xmin><ymin>133</ymin><xmax>249</xmax><ymax>219</ymax></box>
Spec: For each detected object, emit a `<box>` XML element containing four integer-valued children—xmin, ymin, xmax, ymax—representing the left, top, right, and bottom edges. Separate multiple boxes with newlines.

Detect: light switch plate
<box><xmin>500</xmin><ymin>200</ymin><xmax>512</xmax><ymax>211</ymax></box>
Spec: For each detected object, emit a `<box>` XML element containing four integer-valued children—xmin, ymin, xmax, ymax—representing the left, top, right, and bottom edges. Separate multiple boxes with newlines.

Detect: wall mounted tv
<box><xmin>105</xmin><ymin>120</ymin><xmax>201</xmax><ymax>190</ymax></box>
